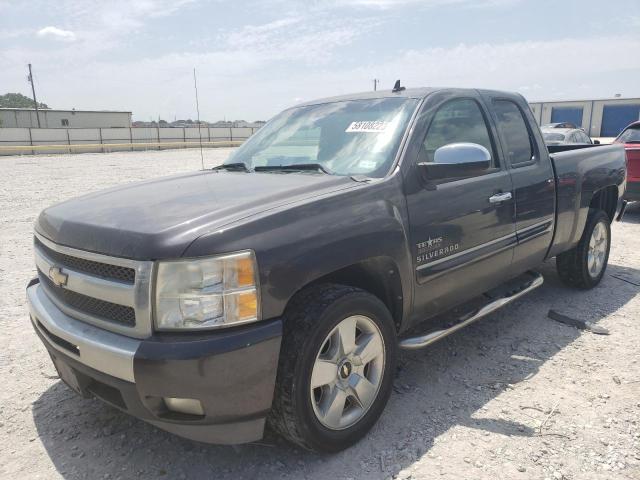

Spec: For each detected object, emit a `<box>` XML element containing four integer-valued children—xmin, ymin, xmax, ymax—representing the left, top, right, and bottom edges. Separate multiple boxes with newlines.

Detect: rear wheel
<box><xmin>269</xmin><ymin>284</ymin><xmax>397</xmax><ymax>452</ymax></box>
<box><xmin>556</xmin><ymin>209</ymin><xmax>611</xmax><ymax>289</ymax></box>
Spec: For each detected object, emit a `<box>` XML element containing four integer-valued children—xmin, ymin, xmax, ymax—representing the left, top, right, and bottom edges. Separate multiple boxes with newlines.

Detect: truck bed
<box><xmin>547</xmin><ymin>143</ymin><xmax>626</xmax><ymax>258</ymax></box>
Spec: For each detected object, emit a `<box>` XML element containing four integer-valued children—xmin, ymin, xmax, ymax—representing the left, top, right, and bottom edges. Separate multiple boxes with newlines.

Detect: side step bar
<box><xmin>399</xmin><ymin>271</ymin><xmax>544</xmax><ymax>350</ymax></box>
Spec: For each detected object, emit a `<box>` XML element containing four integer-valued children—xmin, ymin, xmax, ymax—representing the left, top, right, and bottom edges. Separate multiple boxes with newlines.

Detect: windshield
<box><xmin>225</xmin><ymin>98</ymin><xmax>418</xmax><ymax>177</ymax></box>
<box><xmin>616</xmin><ymin>126</ymin><xmax>640</xmax><ymax>143</ymax></box>
<box><xmin>543</xmin><ymin>132</ymin><xmax>565</xmax><ymax>142</ymax></box>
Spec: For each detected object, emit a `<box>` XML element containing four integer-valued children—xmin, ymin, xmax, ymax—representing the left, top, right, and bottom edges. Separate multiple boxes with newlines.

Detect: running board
<box><xmin>399</xmin><ymin>271</ymin><xmax>544</xmax><ymax>350</ymax></box>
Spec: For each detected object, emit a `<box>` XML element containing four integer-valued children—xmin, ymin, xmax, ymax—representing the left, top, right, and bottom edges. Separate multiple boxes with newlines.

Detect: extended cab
<box><xmin>27</xmin><ymin>87</ymin><xmax>626</xmax><ymax>452</ymax></box>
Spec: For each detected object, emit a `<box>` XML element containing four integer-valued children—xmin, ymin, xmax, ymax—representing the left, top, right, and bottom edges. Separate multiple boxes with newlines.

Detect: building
<box><xmin>0</xmin><ymin>108</ymin><xmax>132</xmax><ymax>128</ymax></box>
<box><xmin>528</xmin><ymin>97</ymin><xmax>640</xmax><ymax>138</ymax></box>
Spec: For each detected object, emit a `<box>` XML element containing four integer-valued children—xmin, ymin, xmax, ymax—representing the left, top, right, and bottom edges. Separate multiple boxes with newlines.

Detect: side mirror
<box><xmin>593</xmin><ymin>139</ymin><xmax>601</xmax><ymax>145</ymax></box>
<box><xmin>419</xmin><ymin>143</ymin><xmax>491</xmax><ymax>181</ymax></box>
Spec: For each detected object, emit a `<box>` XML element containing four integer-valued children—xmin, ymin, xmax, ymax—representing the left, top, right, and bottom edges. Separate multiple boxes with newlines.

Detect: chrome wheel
<box><xmin>587</xmin><ymin>221</ymin><xmax>608</xmax><ymax>278</ymax></box>
<box><xmin>310</xmin><ymin>315</ymin><xmax>385</xmax><ymax>430</ymax></box>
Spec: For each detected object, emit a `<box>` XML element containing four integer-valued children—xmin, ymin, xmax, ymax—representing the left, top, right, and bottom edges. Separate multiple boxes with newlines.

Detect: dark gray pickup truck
<box><xmin>27</xmin><ymin>86</ymin><xmax>627</xmax><ymax>452</ymax></box>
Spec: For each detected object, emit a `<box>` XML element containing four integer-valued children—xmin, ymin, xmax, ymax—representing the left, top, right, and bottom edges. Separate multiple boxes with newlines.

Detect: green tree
<box><xmin>0</xmin><ymin>92</ymin><xmax>49</xmax><ymax>109</ymax></box>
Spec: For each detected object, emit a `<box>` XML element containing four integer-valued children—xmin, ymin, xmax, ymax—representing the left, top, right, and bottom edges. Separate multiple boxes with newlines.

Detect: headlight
<box><xmin>154</xmin><ymin>251</ymin><xmax>259</xmax><ymax>330</ymax></box>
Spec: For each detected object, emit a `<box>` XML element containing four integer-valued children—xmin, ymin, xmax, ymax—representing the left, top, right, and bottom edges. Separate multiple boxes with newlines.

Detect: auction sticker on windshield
<box><xmin>345</xmin><ymin>121</ymin><xmax>390</xmax><ymax>133</ymax></box>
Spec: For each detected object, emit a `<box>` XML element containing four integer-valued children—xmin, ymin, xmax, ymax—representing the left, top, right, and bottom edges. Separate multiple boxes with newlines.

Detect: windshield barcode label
<box><xmin>345</xmin><ymin>121</ymin><xmax>390</xmax><ymax>133</ymax></box>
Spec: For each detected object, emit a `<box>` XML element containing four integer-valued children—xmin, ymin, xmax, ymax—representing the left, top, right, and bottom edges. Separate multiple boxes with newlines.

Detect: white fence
<box><xmin>0</xmin><ymin>126</ymin><xmax>259</xmax><ymax>156</ymax></box>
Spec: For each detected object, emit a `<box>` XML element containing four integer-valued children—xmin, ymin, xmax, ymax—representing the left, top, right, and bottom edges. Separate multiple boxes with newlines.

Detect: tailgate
<box><xmin>626</xmin><ymin>145</ymin><xmax>640</xmax><ymax>181</ymax></box>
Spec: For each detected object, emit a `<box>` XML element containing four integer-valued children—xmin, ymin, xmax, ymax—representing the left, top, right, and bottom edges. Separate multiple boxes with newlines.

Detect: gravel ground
<box><xmin>1</xmin><ymin>149</ymin><xmax>639</xmax><ymax>480</ymax></box>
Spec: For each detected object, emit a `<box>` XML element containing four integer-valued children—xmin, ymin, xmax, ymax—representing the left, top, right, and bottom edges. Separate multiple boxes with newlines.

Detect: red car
<box><xmin>615</xmin><ymin>120</ymin><xmax>640</xmax><ymax>201</ymax></box>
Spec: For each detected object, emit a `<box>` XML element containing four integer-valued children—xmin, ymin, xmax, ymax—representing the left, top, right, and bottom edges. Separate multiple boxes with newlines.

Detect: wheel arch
<box><xmin>589</xmin><ymin>185</ymin><xmax>618</xmax><ymax>222</ymax></box>
<box><xmin>285</xmin><ymin>257</ymin><xmax>405</xmax><ymax>332</ymax></box>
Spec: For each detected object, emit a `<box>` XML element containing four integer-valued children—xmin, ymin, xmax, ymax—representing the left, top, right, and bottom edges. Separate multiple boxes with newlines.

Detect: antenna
<box><xmin>392</xmin><ymin>79</ymin><xmax>405</xmax><ymax>93</ymax></box>
<box><xmin>193</xmin><ymin>67</ymin><xmax>204</xmax><ymax>170</ymax></box>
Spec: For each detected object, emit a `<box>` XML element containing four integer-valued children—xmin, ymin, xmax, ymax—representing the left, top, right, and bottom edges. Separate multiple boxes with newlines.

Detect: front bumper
<box><xmin>27</xmin><ymin>280</ymin><xmax>282</xmax><ymax>444</ymax></box>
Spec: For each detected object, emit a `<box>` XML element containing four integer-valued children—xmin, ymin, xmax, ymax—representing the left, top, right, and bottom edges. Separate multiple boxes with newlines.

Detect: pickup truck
<box><xmin>27</xmin><ymin>86</ymin><xmax>626</xmax><ymax>453</ymax></box>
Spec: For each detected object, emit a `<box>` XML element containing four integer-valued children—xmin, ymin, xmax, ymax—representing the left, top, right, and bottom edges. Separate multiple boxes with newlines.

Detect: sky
<box><xmin>1</xmin><ymin>0</ymin><xmax>639</xmax><ymax>121</ymax></box>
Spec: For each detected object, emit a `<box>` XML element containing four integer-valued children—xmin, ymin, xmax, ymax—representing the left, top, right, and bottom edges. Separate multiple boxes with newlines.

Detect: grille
<box><xmin>35</xmin><ymin>238</ymin><xmax>135</xmax><ymax>284</ymax></box>
<box><xmin>38</xmin><ymin>269</ymin><xmax>136</xmax><ymax>327</ymax></box>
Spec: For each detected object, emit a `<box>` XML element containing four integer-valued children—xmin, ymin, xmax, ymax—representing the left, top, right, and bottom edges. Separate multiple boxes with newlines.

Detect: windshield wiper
<box><xmin>212</xmin><ymin>162</ymin><xmax>250</xmax><ymax>172</ymax></box>
<box><xmin>254</xmin><ymin>163</ymin><xmax>333</xmax><ymax>174</ymax></box>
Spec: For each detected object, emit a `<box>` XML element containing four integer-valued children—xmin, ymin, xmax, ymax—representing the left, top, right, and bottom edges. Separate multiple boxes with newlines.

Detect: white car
<box><xmin>541</xmin><ymin>127</ymin><xmax>598</xmax><ymax>146</ymax></box>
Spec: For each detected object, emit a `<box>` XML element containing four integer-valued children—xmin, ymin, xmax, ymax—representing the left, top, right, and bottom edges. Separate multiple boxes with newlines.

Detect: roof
<box><xmin>293</xmin><ymin>87</ymin><xmax>522</xmax><ymax>108</ymax></box>
<box><xmin>0</xmin><ymin>108</ymin><xmax>132</xmax><ymax>114</ymax></box>
<box><xmin>293</xmin><ymin>87</ymin><xmax>437</xmax><ymax>108</ymax></box>
<box><xmin>541</xmin><ymin>127</ymin><xmax>574</xmax><ymax>134</ymax></box>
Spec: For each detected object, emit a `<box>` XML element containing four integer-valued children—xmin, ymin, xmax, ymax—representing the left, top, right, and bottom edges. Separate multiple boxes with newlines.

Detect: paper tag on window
<box><xmin>345</xmin><ymin>121</ymin><xmax>390</xmax><ymax>133</ymax></box>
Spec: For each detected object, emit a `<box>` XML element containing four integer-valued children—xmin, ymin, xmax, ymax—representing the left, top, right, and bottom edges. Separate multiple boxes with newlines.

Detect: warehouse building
<box><xmin>0</xmin><ymin>108</ymin><xmax>131</xmax><ymax>128</ymax></box>
<box><xmin>529</xmin><ymin>97</ymin><xmax>640</xmax><ymax>138</ymax></box>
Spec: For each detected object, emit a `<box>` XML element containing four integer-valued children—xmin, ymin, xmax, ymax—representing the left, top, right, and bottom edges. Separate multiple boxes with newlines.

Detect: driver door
<box><xmin>403</xmin><ymin>92</ymin><xmax>516</xmax><ymax>322</ymax></box>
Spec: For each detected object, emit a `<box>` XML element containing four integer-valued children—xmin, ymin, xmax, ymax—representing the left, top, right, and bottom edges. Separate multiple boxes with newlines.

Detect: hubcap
<box><xmin>587</xmin><ymin>221</ymin><xmax>608</xmax><ymax>278</ymax></box>
<box><xmin>310</xmin><ymin>315</ymin><xmax>385</xmax><ymax>430</ymax></box>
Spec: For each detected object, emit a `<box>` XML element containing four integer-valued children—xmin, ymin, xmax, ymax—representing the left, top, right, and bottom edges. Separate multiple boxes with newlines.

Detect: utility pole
<box><xmin>373</xmin><ymin>78</ymin><xmax>379</xmax><ymax>91</ymax></box>
<box><xmin>27</xmin><ymin>63</ymin><xmax>41</xmax><ymax>128</ymax></box>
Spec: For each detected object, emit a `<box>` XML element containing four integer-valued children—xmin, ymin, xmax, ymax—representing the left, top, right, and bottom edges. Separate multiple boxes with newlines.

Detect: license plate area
<box><xmin>50</xmin><ymin>353</ymin><xmax>83</xmax><ymax>395</ymax></box>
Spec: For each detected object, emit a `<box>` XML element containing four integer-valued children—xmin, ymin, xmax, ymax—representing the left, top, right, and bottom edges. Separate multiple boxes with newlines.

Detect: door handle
<box><xmin>489</xmin><ymin>192</ymin><xmax>512</xmax><ymax>204</ymax></box>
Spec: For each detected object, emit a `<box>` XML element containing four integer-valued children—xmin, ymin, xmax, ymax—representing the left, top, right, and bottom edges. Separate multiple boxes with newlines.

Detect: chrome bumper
<box><xmin>28</xmin><ymin>283</ymin><xmax>140</xmax><ymax>382</ymax></box>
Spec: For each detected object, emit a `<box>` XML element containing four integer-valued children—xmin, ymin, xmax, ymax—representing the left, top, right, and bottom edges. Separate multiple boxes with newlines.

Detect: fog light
<box><xmin>163</xmin><ymin>397</ymin><xmax>204</xmax><ymax>416</ymax></box>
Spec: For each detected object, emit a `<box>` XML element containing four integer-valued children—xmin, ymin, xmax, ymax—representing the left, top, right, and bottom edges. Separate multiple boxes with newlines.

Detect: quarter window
<box><xmin>493</xmin><ymin>100</ymin><xmax>534</xmax><ymax>166</ymax></box>
<box><xmin>421</xmin><ymin>98</ymin><xmax>496</xmax><ymax>171</ymax></box>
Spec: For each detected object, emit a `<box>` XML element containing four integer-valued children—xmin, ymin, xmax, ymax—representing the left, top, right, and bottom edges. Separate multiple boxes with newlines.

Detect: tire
<box><xmin>268</xmin><ymin>284</ymin><xmax>397</xmax><ymax>452</ymax></box>
<box><xmin>556</xmin><ymin>209</ymin><xmax>611</xmax><ymax>289</ymax></box>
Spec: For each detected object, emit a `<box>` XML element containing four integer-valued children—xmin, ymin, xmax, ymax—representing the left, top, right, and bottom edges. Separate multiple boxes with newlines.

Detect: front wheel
<box><xmin>556</xmin><ymin>209</ymin><xmax>611</xmax><ymax>289</ymax></box>
<box><xmin>268</xmin><ymin>284</ymin><xmax>397</xmax><ymax>452</ymax></box>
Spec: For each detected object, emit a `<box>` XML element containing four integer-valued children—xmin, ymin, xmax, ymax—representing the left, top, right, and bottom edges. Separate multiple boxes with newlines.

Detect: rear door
<box><xmin>403</xmin><ymin>90</ymin><xmax>516</xmax><ymax>323</ymax></box>
<box><xmin>482</xmin><ymin>93</ymin><xmax>556</xmax><ymax>274</ymax></box>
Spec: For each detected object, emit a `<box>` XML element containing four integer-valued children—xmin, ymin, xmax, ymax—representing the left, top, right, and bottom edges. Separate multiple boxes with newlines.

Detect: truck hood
<box><xmin>36</xmin><ymin>170</ymin><xmax>356</xmax><ymax>259</ymax></box>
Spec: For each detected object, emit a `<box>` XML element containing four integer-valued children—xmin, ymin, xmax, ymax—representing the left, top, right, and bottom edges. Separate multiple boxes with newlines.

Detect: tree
<box><xmin>0</xmin><ymin>92</ymin><xmax>49</xmax><ymax>109</ymax></box>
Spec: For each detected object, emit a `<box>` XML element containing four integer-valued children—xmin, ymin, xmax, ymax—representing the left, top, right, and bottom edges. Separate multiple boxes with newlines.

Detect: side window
<box><xmin>493</xmin><ymin>100</ymin><xmax>534</xmax><ymax>166</ymax></box>
<box><xmin>61</xmin><ymin>119</ymin><xmax>69</xmax><ymax>126</ymax></box>
<box><xmin>421</xmin><ymin>98</ymin><xmax>496</xmax><ymax>170</ymax></box>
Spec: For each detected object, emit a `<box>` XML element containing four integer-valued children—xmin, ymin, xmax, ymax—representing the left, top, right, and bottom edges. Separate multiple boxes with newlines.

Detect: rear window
<box><xmin>616</xmin><ymin>126</ymin><xmax>640</xmax><ymax>143</ymax></box>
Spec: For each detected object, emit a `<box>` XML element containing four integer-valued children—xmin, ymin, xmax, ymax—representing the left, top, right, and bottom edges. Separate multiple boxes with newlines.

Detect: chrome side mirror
<box><xmin>419</xmin><ymin>142</ymin><xmax>491</xmax><ymax>181</ymax></box>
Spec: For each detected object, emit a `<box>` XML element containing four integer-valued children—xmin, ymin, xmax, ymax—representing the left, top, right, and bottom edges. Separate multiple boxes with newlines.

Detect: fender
<box><xmin>183</xmin><ymin>176</ymin><xmax>415</xmax><ymax>328</ymax></box>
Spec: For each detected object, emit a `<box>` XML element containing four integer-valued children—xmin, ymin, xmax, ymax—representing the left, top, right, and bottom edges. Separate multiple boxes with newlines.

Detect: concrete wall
<box><xmin>0</xmin><ymin>110</ymin><xmax>131</xmax><ymax>128</ymax></box>
<box><xmin>0</xmin><ymin>126</ymin><xmax>258</xmax><ymax>155</ymax></box>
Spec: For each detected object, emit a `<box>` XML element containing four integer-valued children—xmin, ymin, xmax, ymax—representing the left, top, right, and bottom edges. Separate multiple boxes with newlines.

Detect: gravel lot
<box><xmin>1</xmin><ymin>149</ymin><xmax>639</xmax><ymax>480</ymax></box>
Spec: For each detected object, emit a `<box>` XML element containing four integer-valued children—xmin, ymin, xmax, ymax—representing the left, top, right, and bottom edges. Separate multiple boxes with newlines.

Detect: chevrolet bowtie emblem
<box><xmin>48</xmin><ymin>266</ymin><xmax>68</xmax><ymax>287</ymax></box>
